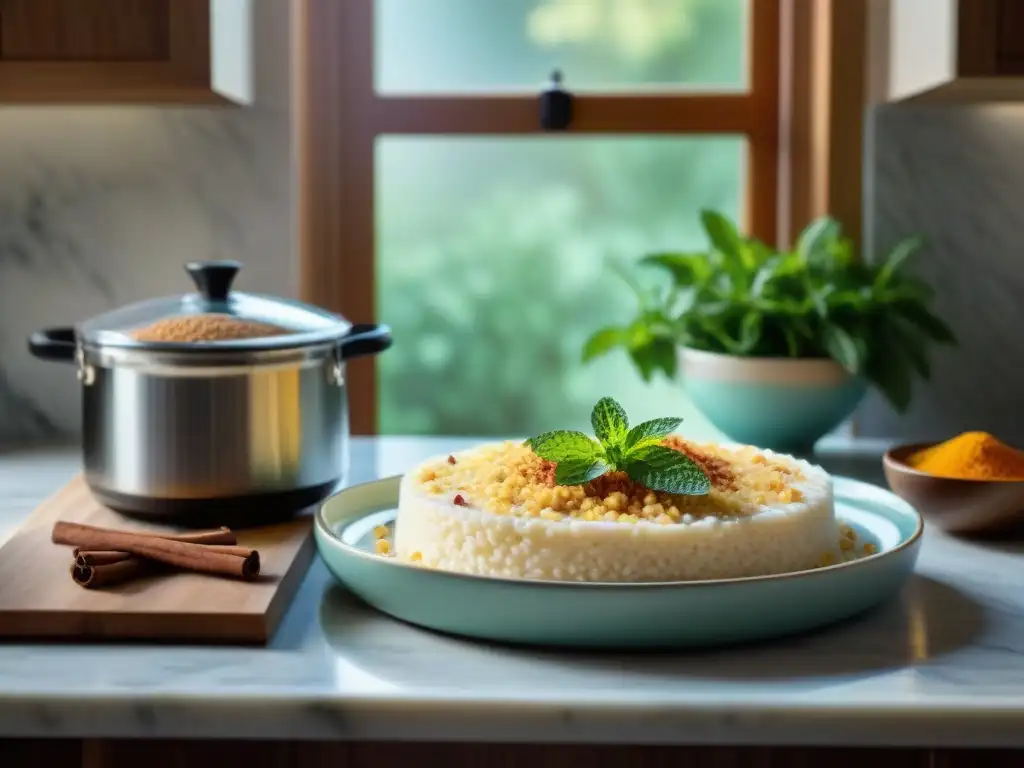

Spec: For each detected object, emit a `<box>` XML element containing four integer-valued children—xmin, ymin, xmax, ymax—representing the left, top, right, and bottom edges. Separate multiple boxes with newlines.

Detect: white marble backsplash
<box><xmin>0</xmin><ymin>0</ymin><xmax>295</xmax><ymax>447</ymax></box>
<box><xmin>857</xmin><ymin>102</ymin><xmax>1024</xmax><ymax>443</ymax></box>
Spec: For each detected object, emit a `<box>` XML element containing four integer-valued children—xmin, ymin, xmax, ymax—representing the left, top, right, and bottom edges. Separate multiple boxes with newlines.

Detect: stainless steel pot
<box><xmin>28</xmin><ymin>260</ymin><xmax>391</xmax><ymax>526</ymax></box>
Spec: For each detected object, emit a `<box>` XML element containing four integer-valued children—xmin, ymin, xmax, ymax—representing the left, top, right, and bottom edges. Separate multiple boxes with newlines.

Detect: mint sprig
<box><xmin>525</xmin><ymin>397</ymin><xmax>710</xmax><ymax>496</ymax></box>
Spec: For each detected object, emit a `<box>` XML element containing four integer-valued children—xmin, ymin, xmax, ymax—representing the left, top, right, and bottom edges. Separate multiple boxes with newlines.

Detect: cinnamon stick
<box><xmin>74</xmin><ymin>545</ymin><xmax>253</xmax><ymax>563</ymax></box>
<box><xmin>71</xmin><ymin>558</ymin><xmax>148</xmax><ymax>589</ymax></box>
<box><xmin>69</xmin><ymin>549</ymin><xmax>255</xmax><ymax>589</ymax></box>
<box><xmin>63</xmin><ymin>524</ymin><xmax>236</xmax><ymax>549</ymax></box>
<box><xmin>75</xmin><ymin>550</ymin><xmax>135</xmax><ymax>567</ymax></box>
<box><xmin>67</xmin><ymin>528</ymin><xmax>239</xmax><ymax>587</ymax></box>
<box><xmin>53</xmin><ymin>522</ymin><xmax>260</xmax><ymax>580</ymax></box>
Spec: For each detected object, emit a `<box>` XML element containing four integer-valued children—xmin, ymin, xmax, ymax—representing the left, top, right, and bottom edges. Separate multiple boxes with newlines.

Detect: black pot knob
<box><xmin>186</xmin><ymin>260</ymin><xmax>243</xmax><ymax>302</ymax></box>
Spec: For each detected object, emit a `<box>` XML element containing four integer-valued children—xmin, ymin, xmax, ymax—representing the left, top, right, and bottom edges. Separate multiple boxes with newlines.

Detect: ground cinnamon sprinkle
<box><xmin>662</xmin><ymin>436</ymin><xmax>736</xmax><ymax>490</ymax></box>
<box><xmin>522</xmin><ymin>456</ymin><xmax>557</xmax><ymax>487</ymax></box>
<box><xmin>584</xmin><ymin>470</ymin><xmax>638</xmax><ymax>500</ymax></box>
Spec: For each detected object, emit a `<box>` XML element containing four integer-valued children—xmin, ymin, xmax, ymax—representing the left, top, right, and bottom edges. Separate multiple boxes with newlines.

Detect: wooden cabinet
<box><xmin>895</xmin><ymin>0</ymin><xmax>1024</xmax><ymax>104</ymax></box>
<box><xmin>959</xmin><ymin>0</ymin><xmax>1024</xmax><ymax>76</ymax></box>
<box><xmin>0</xmin><ymin>0</ymin><xmax>250</xmax><ymax>104</ymax></box>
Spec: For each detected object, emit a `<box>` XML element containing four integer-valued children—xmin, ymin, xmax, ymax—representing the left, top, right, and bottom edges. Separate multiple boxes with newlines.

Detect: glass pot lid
<box><xmin>77</xmin><ymin>260</ymin><xmax>352</xmax><ymax>351</ymax></box>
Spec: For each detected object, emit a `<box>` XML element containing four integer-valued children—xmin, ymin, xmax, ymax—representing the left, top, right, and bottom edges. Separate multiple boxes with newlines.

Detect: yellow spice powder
<box><xmin>908</xmin><ymin>431</ymin><xmax>1024</xmax><ymax>480</ymax></box>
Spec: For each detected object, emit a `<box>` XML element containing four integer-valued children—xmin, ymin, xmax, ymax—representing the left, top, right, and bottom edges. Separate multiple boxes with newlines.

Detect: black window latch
<box><xmin>539</xmin><ymin>69</ymin><xmax>573</xmax><ymax>131</ymax></box>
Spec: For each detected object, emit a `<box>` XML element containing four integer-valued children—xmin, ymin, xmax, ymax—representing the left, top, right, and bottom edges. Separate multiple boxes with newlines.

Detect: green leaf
<box><xmin>736</xmin><ymin>311</ymin><xmax>763</xmax><ymax>354</ymax></box>
<box><xmin>750</xmin><ymin>257</ymin><xmax>779</xmax><ymax>298</ymax></box>
<box><xmin>896</xmin><ymin>302</ymin><xmax>956</xmax><ymax>344</ymax></box>
<box><xmin>883</xmin><ymin>279</ymin><xmax>934</xmax><ymax>304</ymax></box>
<box><xmin>750</xmin><ymin>252</ymin><xmax>803</xmax><ymax>299</ymax></box>
<box><xmin>629</xmin><ymin>347</ymin><xmax>656</xmax><ymax>382</ymax></box>
<box><xmin>873</xmin><ymin>357</ymin><xmax>913</xmax><ymax>414</ymax></box>
<box><xmin>826</xmin><ymin>290</ymin><xmax>867</xmax><ymax>310</ymax></box>
<box><xmin>555</xmin><ymin>458</ymin><xmax>611</xmax><ymax>486</ymax></box>
<box><xmin>797</xmin><ymin>216</ymin><xmax>840</xmax><ymax>266</ymax></box>
<box><xmin>875</xmin><ymin>236</ymin><xmax>922</xmax><ymax>288</ymax></box>
<box><xmin>608</xmin><ymin>259</ymin><xmax>653</xmax><ymax>310</ymax></box>
<box><xmin>810</xmin><ymin>290</ymin><xmax>829</xmax><ymax>317</ymax></box>
<box><xmin>744</xmin><ymin>237</ymin><xmax>775</xmax><ymax>270</ymax></box>
<box><xmin>864</xmin><ymin>325</ymin><xmax>914</xmax><ymax>413</ymax></box>
<box><xmin>591</xmin><ymin>397</ymin><xmax>628</xmax><ymax>447</ymax></box>
<box><xmin>782</xmin><ymin>326</ymin><xmax>800</xmax><ymax>357</ymax></box>
<box><xmin>629</xmin><ymin>339</ymin><xmax>677</xmax><ymax>382</ymax></box>
<box><xmin>640</xmin><ymin>252</ymin><xmax>710</xmax><ymax>286</ymax></box>
<box><xmin>700</xmin><ymin>209</ymin><xmax>743</xmax><ymax>262</ymax></box>
<box><xmin>623</xmin><ymin>417</ymin><xmax>683</xmax><ymax>452</ymax></box>
<box><xmin>823</xmin><ymin>323</ymin><xmax>862</xmax><ymax>374</ymax></box>
<box><xmin>624</xmin><ymin>445</ymin><xmax>710</xmax><ymax>496</ymax></box>
<box><xmin>527</xmin><ymin>431</ymin><xmax>602</xmax><ymax>464</ymax></box>
<box><xmin>581</xmin><ymin>327</ymin><xmax>628</xmax><ymax>363</ymax></box>
<box><xmin>893</xmin><ymin>324</ymin><xmax>931</xmax><ymax>379</ymax></box>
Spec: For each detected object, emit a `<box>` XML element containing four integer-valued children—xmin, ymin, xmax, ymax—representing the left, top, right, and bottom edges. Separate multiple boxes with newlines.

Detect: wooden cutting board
<box><xmin>0</xmin><ymin>475</ymin><xmax>316</xmax><ymax>644</ymax></box>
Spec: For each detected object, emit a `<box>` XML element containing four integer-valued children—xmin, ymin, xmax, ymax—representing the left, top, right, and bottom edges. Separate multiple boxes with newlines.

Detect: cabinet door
<box><xmin>0</xmin><ymin>0</ymin><xmax>241</xmax><ymax>103</ymax></box>
<box><xmin>959</xmin><ymin>0</ymin><xmax>1024</xmax><ymax>76</ymax></box>
<box><xmin>997</xmin><ymin>0</ymin><xmax>1024</xmax><ymax>73</ymax></box>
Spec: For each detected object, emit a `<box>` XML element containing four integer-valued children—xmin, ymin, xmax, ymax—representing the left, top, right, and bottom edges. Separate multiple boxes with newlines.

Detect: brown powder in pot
<box><xmin>129</xmin><ymin>313</ymin><xmax>289</xmax><ymax>343</ymax></box>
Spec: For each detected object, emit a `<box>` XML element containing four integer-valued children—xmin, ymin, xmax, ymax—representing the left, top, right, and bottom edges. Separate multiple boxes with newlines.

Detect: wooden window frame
<box><xmin>298</xmin><ymin>0</ymin><xmax>864</xmax><ymax>435</ymax></box>
<box><xmin>780</xmin><ymin>0</ymin><xmax>867</xmax><ymax>252</ymax></box>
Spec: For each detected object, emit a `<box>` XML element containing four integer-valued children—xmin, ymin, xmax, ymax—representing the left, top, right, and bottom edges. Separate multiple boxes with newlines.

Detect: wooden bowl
<box><xmin>882</xmin><ymin>442</ymin><xmax>1024</xmax><ymax>535</ymax></box>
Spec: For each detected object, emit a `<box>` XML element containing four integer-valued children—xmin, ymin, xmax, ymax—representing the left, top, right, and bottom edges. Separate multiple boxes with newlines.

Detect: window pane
<box><xmin>376</xmin><ymin>137</ymin><xmax>743</xmax><ymax>439</ymax></box>
<box><xmin>375</xmin><ymin>0</ymin><xmax>747</xmax><ymax>94</ymax></box>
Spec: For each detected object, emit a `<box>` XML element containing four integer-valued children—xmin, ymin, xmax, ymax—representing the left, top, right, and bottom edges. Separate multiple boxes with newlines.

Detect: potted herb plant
<box><xmin>582</xmin><ymin>211</ymin><xmax>956</xmax><ymax>452</ymax></box>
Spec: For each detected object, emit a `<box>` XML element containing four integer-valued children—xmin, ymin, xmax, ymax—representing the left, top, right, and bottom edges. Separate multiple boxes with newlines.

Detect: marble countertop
<box><xmin>1</xmin><ymin>437</ymin><xmax>1023</xmax><ymax>747</ymax></box>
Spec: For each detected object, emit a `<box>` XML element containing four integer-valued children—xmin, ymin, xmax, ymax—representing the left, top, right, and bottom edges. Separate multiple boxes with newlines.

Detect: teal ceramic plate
<box><xmin>315</xmin><ymin>476</ymin><xmax>923</xmax><ymax>649</ymax></box>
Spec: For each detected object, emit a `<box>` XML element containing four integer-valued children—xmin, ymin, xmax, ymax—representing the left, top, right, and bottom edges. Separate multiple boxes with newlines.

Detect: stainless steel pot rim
<box><xmin>82</xmin><ymin>339</ymin><xmax>339</xmax><ymax>369</ymax></box>
<box><xmin>82</xmin><ymin>325</ymin><xmax>350</xmax><ymax>353</ymax></box>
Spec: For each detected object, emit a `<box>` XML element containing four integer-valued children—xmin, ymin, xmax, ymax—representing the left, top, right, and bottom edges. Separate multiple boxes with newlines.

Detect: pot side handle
<box><xmin>27</xmin><ymin>327</ymin><xmax>77</xmax><ymax>363</ymax></box>
<box><xmin>337</xmin><ymin>323</ymin><xmax>393</xmax><ymax>361</ymax></box>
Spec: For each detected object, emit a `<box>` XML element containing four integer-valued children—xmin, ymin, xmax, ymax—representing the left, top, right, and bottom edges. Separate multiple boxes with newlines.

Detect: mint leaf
<box><xmin>528</xmin><ymin>430</ymin><xmax>602</xmax><ymax>464</ymax></box>
<box><xmin>797</xmin><ymin>216</ymin><xmax>840</xmax><ymax>267</ymax></box>
<box><xmin>896</xmin><ymin>302</ymin><xmax>956</xmax><ymax>345</ymax></box>
<box><xmin>640</xmin><ymin>252</ymin><xmax>711</xmax><ymax>285</ymax></box>
<box><xmin>623</xmin><ymin>417</ymin><xmax>683</xmax><ymax>452</ymax></box>
<box><xmin>591</xmin><ymin>397</ymin><xmax>628</xmax><ymax>446</ymax></box>
<box><xmin>628</xmin><ymin>338</ymin><xmax>677</xmax><ymax>382</ymax></box>
<box><xmin>625</xmin><ymin>445</ymin><xmax>710</xmax><ymax>496</ymax></box>
<box><xmin>875</xmin><ymin>236</ymin><xmax>922</xmax><ymax>288</ymax></box>
<box><xmin>700</xmin><ymin>209</ymin><xmax>744</xmax><ymax>263</ymax></box>
<box><xmin>823</xmin><ymin>323</ymin><xmax>862</xmax><ymax>374</ymax></box>
<box><xmin>555</xmin><ymin>459</ymin><xmax>611</xmax><ymax>486</ymax></box>
<box><xmin>582</xmin><ymin>327</ymin><xmax>628</xmax><ymax>362</ymax></box>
